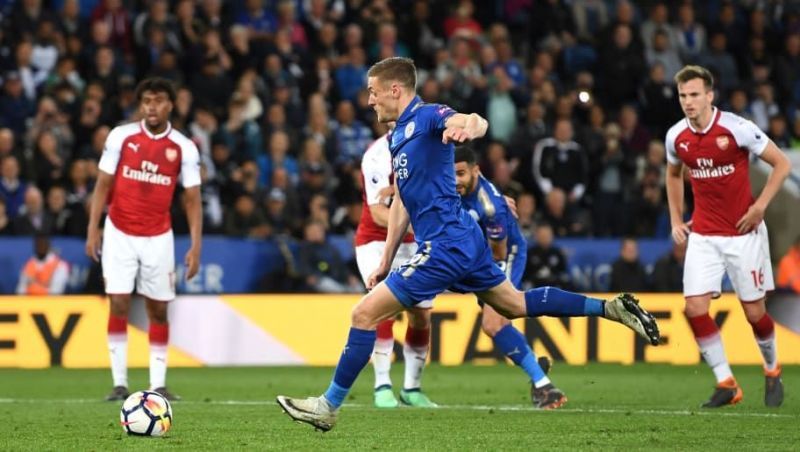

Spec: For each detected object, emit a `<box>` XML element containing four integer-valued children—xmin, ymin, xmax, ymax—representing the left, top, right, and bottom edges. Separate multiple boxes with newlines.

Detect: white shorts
<box><xmin>102</xmin><ymin>218</ymin><xmax>176</xmax><ymax>301</ymax></box>
<box><xmin>683</xmin><ymin>221</ymin><xmax>774</xmax><ymax>302</ymax></box>
<box><xmin>355</xmin><ymin>241</ymin><xmax>433</xmax><ymax>308</ymax></box>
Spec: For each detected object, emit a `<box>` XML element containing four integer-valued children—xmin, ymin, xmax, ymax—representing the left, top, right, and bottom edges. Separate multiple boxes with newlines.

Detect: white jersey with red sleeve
<box><xmin>354</xmin><ymin>134</ymin><xmax>414</xmax><ymax>246</ymax></box>
<box><xmin>665</xmin><ymin>108</ymin><xmax>769</xmax><ymax>236</ymax></box>
<box><xmin>99</xmin><ymin>120</ymin><xmax>201</xmax><ymax>236</ymax></box>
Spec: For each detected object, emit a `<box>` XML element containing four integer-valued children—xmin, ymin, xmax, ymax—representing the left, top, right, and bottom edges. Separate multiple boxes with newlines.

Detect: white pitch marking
<box><xmin>0</xmin><ymin>398</ymin><xmax>794</xmax><ymax>419</ymax></box>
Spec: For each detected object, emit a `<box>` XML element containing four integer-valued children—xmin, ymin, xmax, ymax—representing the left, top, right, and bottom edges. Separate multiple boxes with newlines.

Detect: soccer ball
<box><xmin>120</xmin><ymin>390</ymin><xmax>173</xmax><ymax>436</ymax></box>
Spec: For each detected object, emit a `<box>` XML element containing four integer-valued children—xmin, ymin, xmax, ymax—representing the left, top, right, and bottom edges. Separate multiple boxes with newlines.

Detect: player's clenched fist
<box><xmin>442</xmin><ymin>127</ymin><xmax>473</xmax><ymax>144</ymax></box>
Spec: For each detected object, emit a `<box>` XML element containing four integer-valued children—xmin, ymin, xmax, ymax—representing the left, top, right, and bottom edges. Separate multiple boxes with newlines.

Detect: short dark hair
<box><xmin>674</xmin><ymin>65</ymin><xmax>714</xmax><ymax>90</ymax></box>
<box><xmin>367</xmin><ymin>57</ymin><xmax>417</xmax><ymax>89</ymax></box>
<box><xmin>135</xmin><ymin>77</ymin><xmax>176</xmax><ymax>103</ymax></box>
<box><xmin>454</xmin><ymin>145</ymin><xmax>477</xmax><ymax>165</ymax></box>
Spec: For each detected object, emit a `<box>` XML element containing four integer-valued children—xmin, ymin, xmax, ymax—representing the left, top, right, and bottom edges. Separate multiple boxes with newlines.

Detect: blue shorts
<box><xmin>385</xmin><ymin>226</ymin><xmax>507</xmax><ymax>308</ymax></box>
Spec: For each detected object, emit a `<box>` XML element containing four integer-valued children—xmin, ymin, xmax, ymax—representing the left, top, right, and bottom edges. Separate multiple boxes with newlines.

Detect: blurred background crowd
<box><xmin>1</xmin><ymin>0</ymin><xmax>800</xmax><ymax>293</ymax></box>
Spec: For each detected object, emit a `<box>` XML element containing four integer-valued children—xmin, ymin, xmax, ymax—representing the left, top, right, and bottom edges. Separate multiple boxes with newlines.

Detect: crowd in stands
<box><xmin>1</xmin><ymin>0</ymin><xmax>799</xmax><ymax>292</ymax></box>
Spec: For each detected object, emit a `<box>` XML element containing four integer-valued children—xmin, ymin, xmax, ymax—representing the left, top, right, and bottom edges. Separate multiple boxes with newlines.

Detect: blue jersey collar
<box><xmin>397</xmin><ymin>96</ymin><xmax>422</xmax><ymax>123</ymax></box>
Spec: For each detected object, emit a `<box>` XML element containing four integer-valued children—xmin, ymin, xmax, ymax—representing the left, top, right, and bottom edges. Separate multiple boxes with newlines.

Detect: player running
<box><xmin>86</xmin><ymin>78</ymin><xmax>203</xmax><ymax>402</ymax></box>
<box><xmin>665</xmin><ymin>65</ymin><xmax>791</xmax><ymax>408</ymax></box>
<box><xmin>454</xmin><ymin>145</ymin><xmax>565</xmax><ymax>409</ymax></box>
<box><xmin>277</xmin><ymin>57</ymin><xmax>660</xmax><ymax>431</ymax></box>
<box><xmin>355</xmin><ymin>128</ymin><xmax>437</xmax><ymax>408</ymax></box>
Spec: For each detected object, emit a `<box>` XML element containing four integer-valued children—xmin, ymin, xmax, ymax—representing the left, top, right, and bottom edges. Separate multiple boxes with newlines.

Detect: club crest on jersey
<box><xmin>165</xmin><ymin>147</ymin><xmax>178</xmax><ymax>162</ymax></box>
<box><xmin>404</xmin><ymin>122</ymin><xmax>415</xmax><ymax>138</ymax></box>
<box><xmin>716</xmin><ymin>136</ymin><xmax>729</xmax><ymax>150</ymax></box>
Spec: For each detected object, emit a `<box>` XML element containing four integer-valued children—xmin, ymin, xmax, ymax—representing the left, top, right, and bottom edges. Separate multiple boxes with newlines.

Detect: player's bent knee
<box><xmin>480</xmin><ymin>317</ymin><xmax>508</xmax><ymax>337</ymax></box>
<box><xmin>351</xmin><ymin>301</ymin><xmax>380</xmax><ymax>330</ymax></box>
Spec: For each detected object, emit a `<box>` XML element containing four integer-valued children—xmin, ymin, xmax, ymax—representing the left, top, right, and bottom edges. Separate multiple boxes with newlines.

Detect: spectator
<box><xmin>0</xmin><ymin>71</ymin><xmax>35</xmax><ymax>137</ymax></box>
<box><xmin>491</xmin><ymin>158</ymin><xmax>524</xmax><ymax>200</ymax></box>
<box><xmin>532</xmin><ymin>118</ymin><xmax>588</xmax><ymax>205</ymax></box>
<box><xmin>523</xmin><ymin>223</ymin><xmax>571</xmax><ymax>290</ymax></box>
<box><xmin>698</xmin><ymin>31</ymin><xmax>739</xmax><ymax>94</ymax></box>
<box><xmin>331</xmin><ymin>100</ymin><xmax>372</xmax><ymax>169</ymax></box>
<box><xmin>296</xmin><ymin>220</ymin><xmax>360</xmax><ymax>293</ymax></box>
<box><xmin>0</xmin><ymin>155</ymin><xmax>27</xmax><ymax>217</ymax></box>
<box><xmin>45</xmin><ymin>185</ymin><xmax>71</xmax><ymax>236</ymax></box>
<box><xmin>767</xmin><ymin>114</ymin><xmax>792</xmax><ymax>149</ymax></box>
<box><xmin>598</xmin><ymin>23</ymin><xmax>646</xmax><ymax>111</ymax></box>
<box><xmin>334</xmin><ymin>46</ymin><xmax>367</xmax><ymax>103</ymax></box>
<box><xmin>235</xmin><ymin>0</ymin><xmax>277</xmax><ymax>41</ymax></box>
<box><xmin>609</xmin><ymin>237</ymin><xmax>649</xmax><ymax>292</ymax></box>
<box><xmin>224</xmin><ymin>193</ymin><xmax>270</xmax><ymax>239</ymax></box>
<box><xmin>617</xmin><ymin>104</ymin><xmax>652</xmax><ymax>158</ymax></box>
<box><xmin>515</xmin><ymin>192</ymin><xmax>541</xmax><ymax>241</ymax></box>
<box><xmin>593</xmin><ymin>123</ymin><xmax>633</xmax><ymax>237</ymax></box>
<box><xmin>777</xmin><ymin>236</ymin><xmax>800</xmax><ymax>294</ymax></box>
<box><xmin>219</xmin><ymin>97</ymin><xmax>263</xmax><ymax>160</ymax></box>
<box><xmin>639</xmin><ymin>63</ymin><xmax>681</xmax><ymax>138</ymax></box>
<box><xmin>674</xmin><ymin>3</ymin><xmax>706</xmax><ymax>61</ymax></box>
<box><xmin>640</xmin><ymin>2</ymin><xmax>676</xmax><ymax>52</ymax></box>
<box><xmin>16</xmin><ymin>233</ymin><xmax>69</xmax><ymax>295</ymax></box>
<box><xmin>652</xmin><ymin>240</ymin><xmax>687</xmax><ymax>292</ymax></box>
<box><xmin>646</xmin><ymin>29</ymin><xmax>683</xmax><ymax>81</ymax></box>
<box><xmin>751</xmin><ymin>82</ymin><xmax>780</xmax><ymax>132</ymax></box>
<box><xmin>12</xmin><ymin>185</ymin><xmax>52</xmax><ymax>235</ymax></box>
<box><xmin>542</xmin><ymin>188</ymin><xmax>588</xmax><ymax>237</ymax></box>
<box><xmin>486</xmin><ymin>66</ymin><xmax>517</xmax><ymax>144</ymax></box>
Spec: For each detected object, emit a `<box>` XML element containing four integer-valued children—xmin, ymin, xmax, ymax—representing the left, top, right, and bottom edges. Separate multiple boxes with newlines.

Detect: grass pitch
<box><xmin>0</xmin><ymin>364</ymin><xmax>797</xmax><ymax>451</ymax></box>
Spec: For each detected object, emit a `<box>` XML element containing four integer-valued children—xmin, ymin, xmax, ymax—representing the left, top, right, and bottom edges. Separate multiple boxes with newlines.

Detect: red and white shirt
<box><xmin>354</xmin><ymin>134</ymin><xmax>414</xmax><ymax>246</ymax></box>
<box><xmin>98</xmin><ymin>120</ymin><xmax>201</xmax><ymax>236</ymax></box>
<box><xmin>665</xmin><ymin>108</ymin><xmax>770</xmax><ymax>236</ymax></box>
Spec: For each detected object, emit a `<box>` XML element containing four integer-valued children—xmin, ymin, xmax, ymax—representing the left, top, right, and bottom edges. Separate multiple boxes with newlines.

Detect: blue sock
<box><xmin>323</xmin><ymin>328</ymin><xmax>376</xmax><ymax>408</ymax></box>
<box><xmin>493</xmin><ymin>324</ymin><xmax>547</xmax><ymax>385</ymax></box>
<box><xmin>524</xmin><ymin>287</ymin><xmax>605</xmax><ymax>317</ymax></box>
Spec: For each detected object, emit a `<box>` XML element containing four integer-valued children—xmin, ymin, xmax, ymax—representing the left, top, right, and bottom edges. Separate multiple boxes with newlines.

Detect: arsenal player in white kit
<box><xmin>665</xmin><ymin>66</ymin><xmax>791</xmax><ymax>408</ymax></box>
<box><xmin>354</xmin><ymin>129</ymin><xmax>437</xmax><ymax>408</ymax></box>
<box><xmin>85</xmin><ymin>78</ymin><xmax>202</xmax><ymax>402</ymax></box>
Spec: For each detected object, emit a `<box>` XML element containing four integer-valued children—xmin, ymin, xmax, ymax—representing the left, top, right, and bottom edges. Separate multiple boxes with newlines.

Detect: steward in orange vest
<box><xmin>16</xmin><ymin>234</ymin><xmax>69</xmax><ymax>295</ymax></box>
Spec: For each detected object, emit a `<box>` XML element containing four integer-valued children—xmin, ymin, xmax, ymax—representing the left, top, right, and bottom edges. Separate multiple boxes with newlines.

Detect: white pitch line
<box><xmin>0</xmin><ymin>398</ymin><xmax>794</xmax><ymax>419</ymax></box>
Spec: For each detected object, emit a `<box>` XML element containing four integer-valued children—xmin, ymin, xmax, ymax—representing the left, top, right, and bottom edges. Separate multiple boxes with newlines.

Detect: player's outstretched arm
<box><xmin>85</xmin><ymin>171</ymin><xmax>113</xmax><ymax>262</ymax></box>
<box><xmin>665</xmin><ymin>162</ymin><xmax>690</xmax><ymax>245</ymax></box>
<box><xmin>183</xmin><ymin>185</ymin><xmax>203</xmax><ymax>281</ymax></box>
<box><xmin>736</xmin><ymin>142</ymin><xmax>792</xmax><ymax>234</ymax></box>
<box><xmin>367</xmin><ymin>192</ymin><xmax>409</xmax><ymax>289</ymax></box>
<box><xmin>442</xmin><ymin>113</ymin><xmax>488</xmax><ymax>144</ymax></box>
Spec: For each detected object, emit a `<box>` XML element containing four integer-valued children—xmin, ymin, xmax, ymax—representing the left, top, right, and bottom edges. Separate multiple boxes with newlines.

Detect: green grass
<box><xmin>0</xmin><ymin>364</ymin><xmax>798</xmax><ymax>451</ymax></box>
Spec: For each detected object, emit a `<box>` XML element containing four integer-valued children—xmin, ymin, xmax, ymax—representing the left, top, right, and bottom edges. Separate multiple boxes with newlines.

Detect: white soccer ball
<box><xmin>120</xmin><ymin>390</ymin><xmax>173</xmax><ymax>437</ymax></box>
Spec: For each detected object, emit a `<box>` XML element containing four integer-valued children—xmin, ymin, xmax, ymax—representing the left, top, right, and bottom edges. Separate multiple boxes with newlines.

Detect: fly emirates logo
<box><xmin>122</xmin><ymin>160</ymin><xmax>172</xmax><ymax>186</ymax></box>
<box><xmin>689</xmin><ymin>157</ymin><xmax>734</xmax><ymax>179</ymax></box>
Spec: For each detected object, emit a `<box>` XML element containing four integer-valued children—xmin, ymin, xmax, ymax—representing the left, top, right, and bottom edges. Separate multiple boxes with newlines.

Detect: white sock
<box><xmin>698</xmin><ymin>335</ymin><xmax>733</xmax><ymax>383</ymax></box>
<box><xmin>756</xmin><ymin>335</ymin><xmax>778</xmax><ymax>371</ymax></box>
<box><xmin>372</xmin><ymin>338</ymin><xmax>394</xmax><ymax>389</ymax></box>
<box><xmin>149</xmin><ymin>344</ymin><xmax>168</xmax><ymax>389</ymax></box>
<box><xmin>403</xmin><ymin>344</ymin><xmax>428</xmax><ymax>390</ymax></box>
<box><xmin>108</xmin><ymin>333</ymin><xmax>128</xmax><ymax>388</ymax></box>
<box><xmin>534</xmin><ymin>376</ymin><xmax>552</xmax><ymax>389</ymax></box>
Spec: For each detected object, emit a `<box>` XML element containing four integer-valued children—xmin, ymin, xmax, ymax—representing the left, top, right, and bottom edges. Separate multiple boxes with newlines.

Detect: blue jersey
<box><xmin>461</xmin><ymin>174</ymin><xmax>526</xmax><ymax>259</ymax></box>
<box><xmin>384</xmin><ymin>96</ymin><xmax>508</xmax><ymax>307</ymax></box>
<box><xmin>389</xmin><ymin>96</ymin><xmax>474</xmax><ymax>242</ymax></box>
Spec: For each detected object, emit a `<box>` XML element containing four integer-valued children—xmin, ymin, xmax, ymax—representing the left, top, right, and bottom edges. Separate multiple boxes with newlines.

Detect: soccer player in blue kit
<box><xmin>277</xmin><ymin>57</ymin><xmax>661</xmax><ymax>431</ymax></box>
<box><xmin>454</xmin><ymin>145</ymin><xmax>565</xmax><ymax>409</ymax></box>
